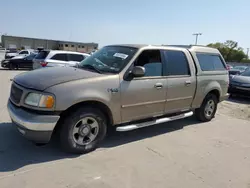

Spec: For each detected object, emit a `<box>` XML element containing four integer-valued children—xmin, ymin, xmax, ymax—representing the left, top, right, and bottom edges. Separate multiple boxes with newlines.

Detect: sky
<box><xmin>1</xmin><ymin>0</ymin><xmax>249</xmax><ymax>52</ymax></box>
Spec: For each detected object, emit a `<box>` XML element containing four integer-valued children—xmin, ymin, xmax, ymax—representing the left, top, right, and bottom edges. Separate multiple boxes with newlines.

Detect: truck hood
<box><xmin>14</xmin><ymin>67</ymin><xmax>102</xmax><ymax>91</ymax></box>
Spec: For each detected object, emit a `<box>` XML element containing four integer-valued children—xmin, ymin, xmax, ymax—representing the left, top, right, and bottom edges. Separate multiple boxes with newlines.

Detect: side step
<box><xmin>116</xmin><ymin>111</ymin><xmax>193</xmax><ymax>132</ymax></box>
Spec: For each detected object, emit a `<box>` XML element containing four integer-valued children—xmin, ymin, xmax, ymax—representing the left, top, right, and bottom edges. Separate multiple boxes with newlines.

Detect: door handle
<box><xmin>154</xmin><ymin>83</ymin><xmax>163</xmax><ymax>89</ymax></box>
<box><xmin>185</xmin><ymin>80</ymin><xmax>191</xmax><ymax>86</ymax></box>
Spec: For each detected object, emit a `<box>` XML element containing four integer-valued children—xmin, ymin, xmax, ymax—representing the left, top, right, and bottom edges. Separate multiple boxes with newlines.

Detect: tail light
<box><xmin>40</xmin><ymin>61</ymin><xmax>48</xmax><ymax>67</ymax></box>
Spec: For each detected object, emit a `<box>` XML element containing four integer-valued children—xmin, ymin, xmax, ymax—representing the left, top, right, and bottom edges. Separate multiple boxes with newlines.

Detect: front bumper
<box><xmin>228</xmin><ymin>85</ymin><xmax>250</xmax><ymax>96</ymax></box>
<box><xmin>1</xmin><ymin>60</ymin><xmax>9</xmax><ymax>68</ymax></box>
<box><xmin>7</xmin><ymin>100</ymin><xmax>60</xmax><ymax>143</ymax></box>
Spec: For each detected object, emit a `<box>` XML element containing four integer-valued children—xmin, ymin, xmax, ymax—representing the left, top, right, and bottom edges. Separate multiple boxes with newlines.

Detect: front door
<box><xmin>120</xmin><ymin>50</ymin><xmax>166</xmax><ymax>122</ymax></box>
<box><xmin>162</xmin><ymin>49</ymin><xmax>196</xmax><ymax>113</ymax></box>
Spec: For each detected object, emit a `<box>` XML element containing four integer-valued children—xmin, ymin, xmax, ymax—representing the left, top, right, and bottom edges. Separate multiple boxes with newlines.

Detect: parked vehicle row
<box><xmin>7</xmin><ymin>44</ymin><xmax>229</xmax><ymax>154</ymax></box>
<box><xmin>1</xmin><ymin>50</ymin><xmax>90</xmax><ymax>70</ymax></box>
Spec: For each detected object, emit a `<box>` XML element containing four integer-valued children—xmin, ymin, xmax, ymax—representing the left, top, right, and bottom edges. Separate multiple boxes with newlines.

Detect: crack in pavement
<box><xmin>146</xmin><ymin>147</ymin><xmax>164</xmax><ymax>158</ymax></box>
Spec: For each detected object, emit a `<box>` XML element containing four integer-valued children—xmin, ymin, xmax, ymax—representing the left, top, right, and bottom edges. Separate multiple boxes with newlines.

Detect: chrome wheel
<box><xmin>204</xmin><ymin>99</ymin><xmax>215</xmax><ymax>118</ymax></box>
<box><xmin>72</xmin><ymin>117</ymin><xmax>99</xmax><ymax>146</ymax></box>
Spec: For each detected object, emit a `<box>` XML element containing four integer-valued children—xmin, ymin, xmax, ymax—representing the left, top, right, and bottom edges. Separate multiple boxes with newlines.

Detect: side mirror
<box><xmin>132</xmin><ymin>66</ymin><xmax>145</xmax><ymax>77</ymax></box>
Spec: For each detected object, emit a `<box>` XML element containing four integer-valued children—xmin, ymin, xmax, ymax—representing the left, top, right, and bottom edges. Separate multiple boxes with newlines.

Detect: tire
<box><xmin>60</xmin><ymin>107</ymin><xmax>107</xmax><ymax>154</ymax></box>
<box><xmin>9</xmin><ymin>63</ymin><xmax>14</xmax><ymax>70</ymax></box>
<box><xmin>195</xmin><ymin>94</ymin><xmax>218</xmax><ymax>122</ymax></box>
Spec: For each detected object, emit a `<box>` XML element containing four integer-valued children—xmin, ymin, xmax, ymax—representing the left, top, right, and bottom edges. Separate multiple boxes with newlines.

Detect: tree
<box><xmin>207</xmin><ymin>40</ymin><xmax>247</xmax><ymax>62</ymax></box>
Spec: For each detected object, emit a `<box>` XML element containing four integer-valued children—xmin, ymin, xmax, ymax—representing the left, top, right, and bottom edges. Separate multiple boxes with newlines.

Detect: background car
<box><xmin>5</xmin><ymin>49</ymin><xmax>35</xmax><ymax>59</ymax></box>
<box><xmin>228</xmin><ymin>69</ymin><xmax>250</xmax><ymax>97</ymax></box>
<box><xmin>1</xmin><ymin>52</ymin><xmax>38</xmax><ymax>70</ymax></box>
<box><xmin>32</xmin><ymin>50</ymin><xmax>90</xmax><ymax>69</ymax></box>
<box><xmin>5</xmin><ymin>48</ymin><xmax>18</xmax><ymax>59</ymax></box>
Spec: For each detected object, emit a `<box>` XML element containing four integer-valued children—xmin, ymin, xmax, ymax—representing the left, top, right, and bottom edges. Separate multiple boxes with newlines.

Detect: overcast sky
<box><xmin>1</xmin><ymin>0</ymin><xmax>249</xmax><ymax>52</ymax></box>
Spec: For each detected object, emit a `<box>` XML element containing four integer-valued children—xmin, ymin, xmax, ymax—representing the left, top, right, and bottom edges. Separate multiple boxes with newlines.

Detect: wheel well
<box><xmin>54</xmin><ymin>101</ymin><xmax>114</xmax><ymax>134</ymax></box>
<box><xmin>207</xmin><ymin>89</ymin><xmax>220</xmax><ymax>101</ymax></box>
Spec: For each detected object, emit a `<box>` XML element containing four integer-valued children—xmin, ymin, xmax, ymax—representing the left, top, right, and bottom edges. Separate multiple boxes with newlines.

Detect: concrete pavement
<box><xmin>0</xmin><ymin>70</ymin><xmax>250</xmax><ymax>188</ymax></box>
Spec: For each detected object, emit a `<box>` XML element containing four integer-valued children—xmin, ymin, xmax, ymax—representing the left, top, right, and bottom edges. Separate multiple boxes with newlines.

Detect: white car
<box><xmin>32</xmin><ymin>50</ymin><xmax>90</xmax><ymax>70</ymax></box>
<box><xmin>5</xmin><ymin>49</ymin><xmax>35</xmax><ymax>59</ymax></box>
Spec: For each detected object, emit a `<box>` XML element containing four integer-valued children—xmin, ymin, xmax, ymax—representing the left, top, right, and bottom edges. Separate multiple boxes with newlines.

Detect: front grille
<box><xmin>10</xmin><ymin>84</ymin><xmax>23</xmax><ymax>104</ymax></box>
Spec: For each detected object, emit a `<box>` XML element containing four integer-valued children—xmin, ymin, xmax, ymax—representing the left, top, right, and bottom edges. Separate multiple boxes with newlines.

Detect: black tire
<box><xmin>195</xmin><ymin>94</ymin><xmax>218</xmax><ymax>122</ymax></box>
<box><xmin>9</xmin><ymin>63</ymin><xmax>14</xmax><ymax>70</ymax></box>
<box><xmin>60</xmin><ymin>107</ymin><xmax>107</xmax><ymax>154</ymax></box>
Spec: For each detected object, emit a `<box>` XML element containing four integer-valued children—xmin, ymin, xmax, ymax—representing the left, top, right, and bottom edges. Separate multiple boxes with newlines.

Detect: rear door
<box><xmin>162</xmin><ymin>49</ymin><xmax>196</xmax><ymax>113</ymax></box>
<box><xmin>67</xmin><ymin>54</ymin><xmax>85</xmax><ymax>67</ymax></box>
<box><xmin>47</xmin><ymin>53</ymin><xmax>68</xmax><ymax>67</ymax></box>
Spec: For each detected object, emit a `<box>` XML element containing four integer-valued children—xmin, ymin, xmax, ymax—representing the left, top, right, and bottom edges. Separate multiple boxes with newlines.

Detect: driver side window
<box><xmin>134</xmin><ymin>50</ymin><xmax>162</xmax><ymax>77</ymax></box>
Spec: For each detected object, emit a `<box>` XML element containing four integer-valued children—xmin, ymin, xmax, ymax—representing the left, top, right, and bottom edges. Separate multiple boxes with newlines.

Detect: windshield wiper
<box><xmin>79</xmin><ymin>64</ymin><xmax>103</xmax><ymax>74</ymax></box>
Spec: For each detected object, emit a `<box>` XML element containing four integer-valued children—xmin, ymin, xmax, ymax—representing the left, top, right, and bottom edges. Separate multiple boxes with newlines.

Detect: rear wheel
<box><xmin>195</xmin><ymin>94</ymin><xmax>218</xmax><ymax>122</ymax></box>
<box><xmin>60</xmin><ymin>107</ymin><xmax>107</xmax><ymax>154</ymax></box>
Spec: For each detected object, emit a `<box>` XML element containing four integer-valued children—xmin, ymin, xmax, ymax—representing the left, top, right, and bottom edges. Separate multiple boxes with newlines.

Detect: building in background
<box><xmin>1</xmin><ymin>35</ymin><xmax>98</xmax><ymax>53</ymax></box>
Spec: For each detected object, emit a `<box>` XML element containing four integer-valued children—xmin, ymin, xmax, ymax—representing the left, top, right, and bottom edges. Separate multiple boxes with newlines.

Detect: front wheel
<box><xmin>60</xmin><ymin>107</ymin><xmax>107</xmax><ymax>154</ymax></box>
<box><xmin>9</xmin><ymin>63</ymin><xmax>14</xmax><ymax>70</ymax></box>
<box><xmin>195</xmin><ymin>94</ymin><xmax>218</xmax><ymax>122</ymax></box>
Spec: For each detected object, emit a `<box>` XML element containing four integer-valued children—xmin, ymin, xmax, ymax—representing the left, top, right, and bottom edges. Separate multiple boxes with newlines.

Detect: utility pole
<box><xmin>193</xmin><ymin>33</ymin><xmax>202</xmax><ymax>45</ymax></box>
<box><xmin>247</xmin><ymin>48</ymin><xmax>249</xmax><ymax>59</ymax></box>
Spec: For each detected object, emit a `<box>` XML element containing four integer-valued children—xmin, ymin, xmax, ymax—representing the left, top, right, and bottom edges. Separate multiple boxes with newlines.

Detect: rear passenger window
<box><xmin>51</xmin><ymin>54</ymin><xmax>68</xmax><ymax>61</ymax></box>
<box><xmin>163</xmin><ymin>50</ymin><xmax>190</xmax><ymax>76</ymax></box>
<box><xmin>196</xmin><ymin>53</ymin><xmax>226</xmax><ymax>71</ymax></box>
<box><xmin>68</xmin><ymin>54</ymin><xmax>84</xmax><ymax>62</ymax></box>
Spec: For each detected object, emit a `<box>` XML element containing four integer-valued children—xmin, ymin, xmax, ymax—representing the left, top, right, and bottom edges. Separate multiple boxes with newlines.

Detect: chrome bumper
<box><xmin>7</xmin><ymin>100</ymin><xmax>60</xmax><ymax>132</ymax></box>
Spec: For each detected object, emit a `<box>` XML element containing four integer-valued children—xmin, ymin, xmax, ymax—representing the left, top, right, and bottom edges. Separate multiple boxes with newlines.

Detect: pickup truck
<box><xmin>7</xmin><ymin>44</ymin><xmax>229</xmax><ymax>154</ymax></box>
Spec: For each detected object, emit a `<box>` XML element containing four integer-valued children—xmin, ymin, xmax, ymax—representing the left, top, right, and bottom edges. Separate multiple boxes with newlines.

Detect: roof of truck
<box><xmin>106</xmin><ymin>44</ymin><xmax>219</xmax><ymax>53</ymax></box>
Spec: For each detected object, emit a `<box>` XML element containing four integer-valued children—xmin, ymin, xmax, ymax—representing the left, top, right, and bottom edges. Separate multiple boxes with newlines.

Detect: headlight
<box><xmin>24</xmin><ymin>93</ymin><xmax>55</xmax><ymax>108</ymax></box>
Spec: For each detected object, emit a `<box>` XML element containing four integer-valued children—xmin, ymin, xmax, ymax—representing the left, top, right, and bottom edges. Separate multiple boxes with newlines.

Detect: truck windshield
<box><xmin>78</xmin><ymin>46</ymin><xmax>137</xmax><ymax>73</ymax></box>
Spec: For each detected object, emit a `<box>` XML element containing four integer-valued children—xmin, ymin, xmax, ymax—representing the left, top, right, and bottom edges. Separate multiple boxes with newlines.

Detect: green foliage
<box><xmin>207</xmin><ymin>40</ymin><xmax>247</xmax><ymax>62</ymax></box>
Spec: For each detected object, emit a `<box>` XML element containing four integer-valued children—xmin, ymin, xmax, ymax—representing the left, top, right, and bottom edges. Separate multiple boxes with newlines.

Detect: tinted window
<box><xmin>51</xmin><ymin>54</ymin><xmax>68</xmax><ymax>61</ymax></box>
<box><xmin>241</xmin><ymin>70</ymin><xmax>250</xmax><ymax>77</ymax></box>
<box><xmin>196</xmin><ymin>53</ymin><xmax>226</xmax><ymax>71</ymax></box>
<box><xmin>68</xmin><ymin>54</ymin><xmax>84</xmax><ymax>62</ymax></box>
<box><xmin>163</xmin><ymin>50</ymin><xmax>190</xmax><ymax>76</ymax></box>
<box><xmin>35</xmin><ymin>51</ymin><xmax>50</xmax><ymax>59</ymax></box>
<box><xmin>234</xmin><ymin>66</ymin><xmax>247</xmax><ymax>71</ymax></box>
<box><xmin>26</xmin><ymin>53</ymin><xmax>37</xmax><ymax>60</ymax></box>
<box><xmin>19</xmin><ymin>51</ymin><xmax>29</xmax><ymax>54</ymax></box>
<box><xmin>135</xmin><ymin>50</ymin><xmax>162</xmax><ymax>77</ymax></box>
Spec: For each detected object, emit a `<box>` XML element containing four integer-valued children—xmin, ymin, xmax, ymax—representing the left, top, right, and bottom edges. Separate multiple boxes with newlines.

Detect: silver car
<box><xmin>32</xmin><ymin>50</ymin><xmax>90</xmax><ymax>69</ymax></box>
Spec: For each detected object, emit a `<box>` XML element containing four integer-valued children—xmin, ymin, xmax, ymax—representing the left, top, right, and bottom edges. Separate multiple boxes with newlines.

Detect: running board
<box><xmin>116</xmin><ymin>111</ymin><xmax>193</xmax><ymax>132</ymax></box>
